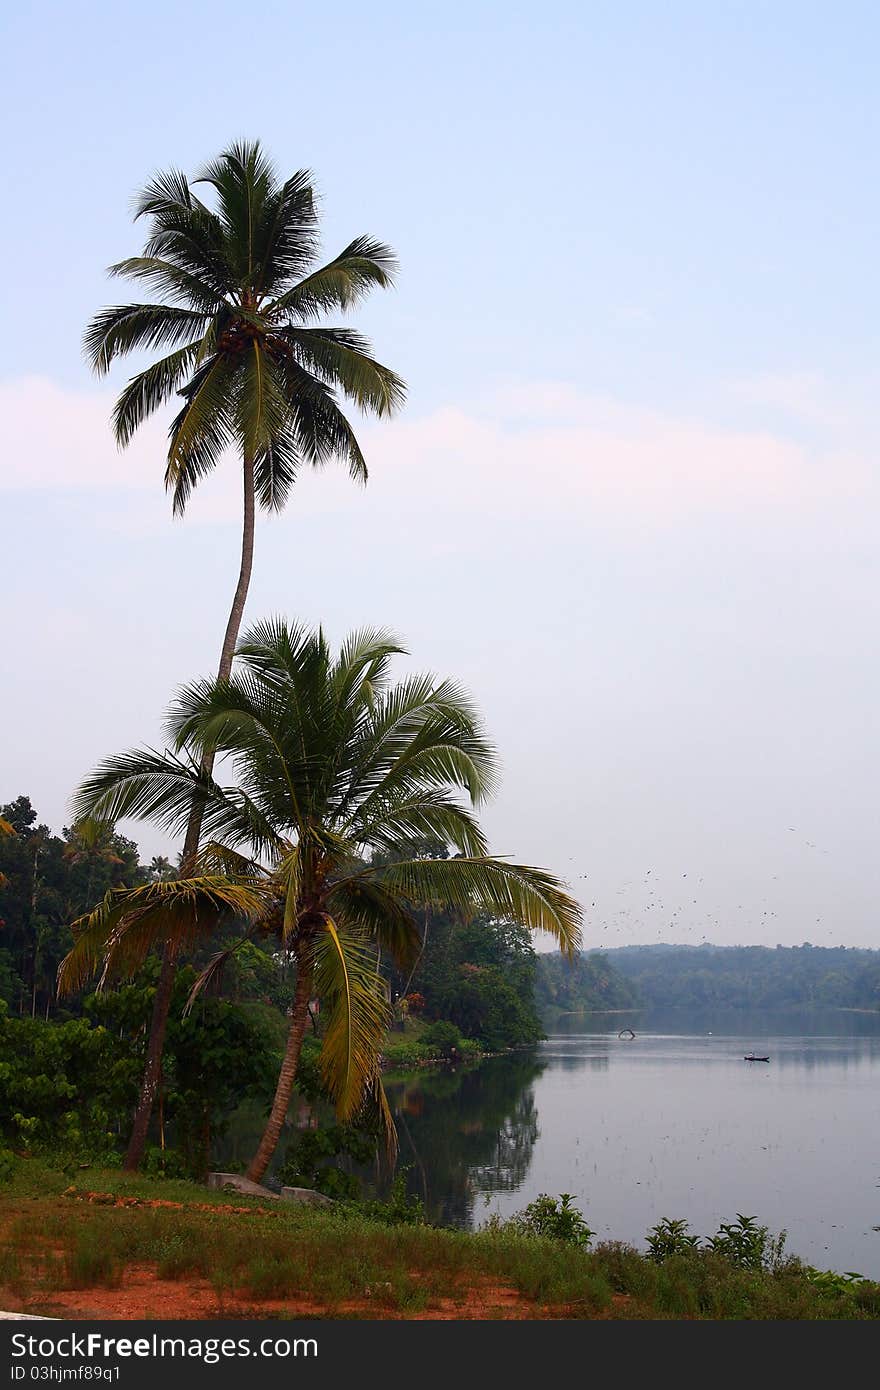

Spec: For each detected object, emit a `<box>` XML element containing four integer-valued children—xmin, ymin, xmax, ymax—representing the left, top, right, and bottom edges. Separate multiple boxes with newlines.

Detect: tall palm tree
<box><xmin>62</xmin><ymin>620</ymin><xmax>582</xmax><ymax>1183</ymax></box>
<box><xmin>84</xmin><ymin>141</ymin><xmax>404</xmax><ymax>1167</ymax></box>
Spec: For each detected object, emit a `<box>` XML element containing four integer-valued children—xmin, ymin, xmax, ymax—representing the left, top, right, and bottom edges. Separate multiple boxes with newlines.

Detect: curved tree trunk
<box><xmin>123</xmin><ymin>452</ymin><xmax>256</xmax><ymax>1172</ymax></box>
<box><xmin>218</xmin><ymin>449</ymin><xmax>256</xmax><ymax>679</ymax></box>
<box><xmin>246</xmin><ymin>956</ymin><xmax>314</xmax><ymax>1185</ymax></box>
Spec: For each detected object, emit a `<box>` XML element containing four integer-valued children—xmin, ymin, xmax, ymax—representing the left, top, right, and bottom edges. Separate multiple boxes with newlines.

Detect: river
<box><xmin>384</xmin><ymin>1008</ymin><xmax>880</xmax><ymax>1277</ymax></box>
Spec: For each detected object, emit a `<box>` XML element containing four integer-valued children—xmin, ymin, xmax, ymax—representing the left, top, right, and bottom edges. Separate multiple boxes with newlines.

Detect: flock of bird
<box><xmin>563</xmin><ymin>827</ymin><xmax>836</xmax><ymax>945</ymax></box>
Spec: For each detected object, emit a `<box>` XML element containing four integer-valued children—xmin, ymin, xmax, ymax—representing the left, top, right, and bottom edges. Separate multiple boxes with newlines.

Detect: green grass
<box><xmin>1</xmin><ymin>1159</ymin><xmax>878</xmax><ymax>1319</ymax></box>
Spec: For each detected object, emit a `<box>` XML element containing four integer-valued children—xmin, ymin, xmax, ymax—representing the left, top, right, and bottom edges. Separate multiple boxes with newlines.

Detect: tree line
<box><xmin>535</xmin><ymin>943</ymin><xmax>880</xmax><ymax>1014</ymax></box>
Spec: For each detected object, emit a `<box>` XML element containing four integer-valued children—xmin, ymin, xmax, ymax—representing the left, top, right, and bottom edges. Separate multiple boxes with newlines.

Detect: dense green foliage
<box><xmin>385</xmin><ymin>906</ymin><xmax>546</xmax><ymax>1050</ymax></box>
<box><xmin>606</xmin><ymin>943</ymin><xmax>880</xmax><ymax>1010</ymax></box>
<box><xmin>494</xmin><ymin>1192</ymin><xmax>594</xmax><ymax>1247</ymax></box>
<box><xmin>645</xmin><ymin>1214</ymin><xmax>787</xmax><ymax>1271</ymax></box>
<box><xmin>0</xmin><ymin>796</ymin><xmax>146</xmax><ymax>1017</ymax></box>
<box><xmin>1</xmin><ymin>790</ymin><xmax>563</xmax><ymax>1186</ymax></box>
<box><xmin>0</xmin><ymin>968</ymin><xmax>276</xmax><ymax>1176</ymax></box>
<box><xmin>534</xmin><ymin>949</ymin><xmax>639</xmax><ymax>1015</ymax></box>
<box><xmin>534</xmin><ymin>943</ymin><xmax>880</xmax><ymax>1016</ymax></box>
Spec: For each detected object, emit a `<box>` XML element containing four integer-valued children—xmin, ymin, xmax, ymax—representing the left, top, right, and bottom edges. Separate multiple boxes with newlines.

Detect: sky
<box><xmin>2</xmin><ymin>1</ymin><xmax>878</xmax><ymax>949</ymax></box>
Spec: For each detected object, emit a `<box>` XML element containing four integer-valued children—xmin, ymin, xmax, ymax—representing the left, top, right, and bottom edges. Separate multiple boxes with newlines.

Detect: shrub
<box><xmin>508</xmin><ymin>1193</ymin><xmax>593</xmax><ymax>1248</ymax></box>
<box><xmin>420</xmin><ymin>1020</ymin><xmax>465</xmax><ymax>1058</ymax></box>
<box><xmin>593</xmin><ymin>1240</ymin><xmax>660</xmax><ymax>1298</ymax></box>
<box><xmin>646</xmin><ymin>1217</ymin><xmax>700</xmax><ymax>1263</ymax></box>
<box><xmin>353</xmin><ymin>1174</ymin><xmax>427</xmax><ymax>1227</ymax></box>
<box><xmin>278</xmin><ymin>1123</ymin><xmax>377</xmax><ymax>1198</ymax></box>
<box><xmin>706</xmin><ymin>1214</ymin><xmax>787</xmax><ymax>1272</ymax></box>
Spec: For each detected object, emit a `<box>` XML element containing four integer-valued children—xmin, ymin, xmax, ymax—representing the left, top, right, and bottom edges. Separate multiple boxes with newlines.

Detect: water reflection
<box><xmin>385</xmin><ymin>1052</ymin><xmax>546</xmax><ymax>1226</ymax></box>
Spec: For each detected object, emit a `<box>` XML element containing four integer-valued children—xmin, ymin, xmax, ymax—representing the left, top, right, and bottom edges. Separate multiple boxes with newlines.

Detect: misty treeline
<box><xmin>536</xmin><ymin>943</ymin><xmax>880</xmax><ymax>1014</ymax></box>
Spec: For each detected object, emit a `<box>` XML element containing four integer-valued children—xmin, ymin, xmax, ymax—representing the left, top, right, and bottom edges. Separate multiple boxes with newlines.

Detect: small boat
<box><xmin>744</xmin><ymin>1054</ymin><xmax>770</xmax><ymax>1062</ymax></box>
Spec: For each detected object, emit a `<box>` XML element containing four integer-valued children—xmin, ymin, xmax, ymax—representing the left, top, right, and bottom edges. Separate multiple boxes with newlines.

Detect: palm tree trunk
<box><xmin>218</xmin><ymin>450</ymin><xmax>256</xmax><ymax>679</ymax></box>
<box><xmin>246</xmin><ymin>957</ymin><xmax>314</xmax><ymax>1185</ymax></box>
<box><xmin>123</xmin><ymin>451</ymin><xmax>256</xmax><ymax>1173</ymax></box>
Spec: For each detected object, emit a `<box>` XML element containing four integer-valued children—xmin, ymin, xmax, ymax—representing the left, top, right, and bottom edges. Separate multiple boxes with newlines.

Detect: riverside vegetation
<box><xmin>0</xmin><ymin>1160</ymin><xmax>878</xmax><ymax>1320</ymax></box>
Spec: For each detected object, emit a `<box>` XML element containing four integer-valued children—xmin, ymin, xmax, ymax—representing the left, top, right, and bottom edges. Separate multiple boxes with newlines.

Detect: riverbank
<box><xmin>1</xmin><ymin>1160</ymin><xmax>878</xmax><ymax>1320</ymax></box>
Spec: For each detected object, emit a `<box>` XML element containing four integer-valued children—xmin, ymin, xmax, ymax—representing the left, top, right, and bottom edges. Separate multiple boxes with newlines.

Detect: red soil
<box><xmin>1</xmin><ymin>1265</ymin><xmax>549</xmax><ymax>1320</ymax></box>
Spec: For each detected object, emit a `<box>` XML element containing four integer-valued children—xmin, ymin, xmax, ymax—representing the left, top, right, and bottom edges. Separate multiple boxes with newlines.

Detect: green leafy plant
<box><xmin>802</xmin><ymin>1266</ymin><xmax>868</xmax><ymax>1296</ymax></box>
<box><xmin>509</xmin><ymin>1193</ymin><xmax>593</xmax><ymax>1247</ymax></box>
<box><xmin>706</xmin><ymin>1214</ymin><xmax>787</xmax><ymax>1272</ymax></box>
<box><xmin>420</xmin><ymin>1020</ymin><xmax>466</xmax><ymax>1059</ymax></box>
<box><xmin>645</xmin><ymin>1217</ymin><xmax>700</xmax><ymax>1263</ymax></box>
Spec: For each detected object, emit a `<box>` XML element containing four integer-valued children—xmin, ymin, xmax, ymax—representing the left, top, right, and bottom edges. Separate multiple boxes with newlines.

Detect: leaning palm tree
<box><xmin>64</xmin><ymin>620</ymin><xmax>582</xmax><ymax>1182</ymax></box>
<box><xmin>85</xmin><ymin>141</ymin><xmax>404</xmax><ymax>1167</ymax></box>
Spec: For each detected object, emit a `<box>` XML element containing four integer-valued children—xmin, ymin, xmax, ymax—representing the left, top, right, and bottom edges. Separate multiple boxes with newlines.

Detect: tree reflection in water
<box><xmin>383</xmin><ymin>1052</ymin><xmax>546</xmax><ymax>1227</ymax></box>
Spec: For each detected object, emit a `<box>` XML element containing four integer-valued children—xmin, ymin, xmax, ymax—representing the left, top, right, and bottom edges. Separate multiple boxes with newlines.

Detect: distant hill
<box><xmin>608</xmin><ymin>943</ymin><xmax>880</xmax><ymax>1009</ymax></box>
<box><xmin>536</xmin><ymin>942</ymin><xmax>880</xmax><ymax>1014</ymax></box>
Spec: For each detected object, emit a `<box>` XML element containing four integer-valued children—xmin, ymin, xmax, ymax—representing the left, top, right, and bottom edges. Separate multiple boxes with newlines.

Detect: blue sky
<box><xmin>3</xmin><ymin>2</ymin><xmax>879</xmax><ymax>946</ymax></box>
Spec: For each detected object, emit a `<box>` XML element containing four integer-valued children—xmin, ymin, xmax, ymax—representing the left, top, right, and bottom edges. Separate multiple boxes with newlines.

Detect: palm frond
<box><xmin>183</xmin><ymin>925</ymin><xmax>265</xmax><ymax>1014</ymax></box>
<box><xmin>133</xmin><ymin>167</ymin><xmax>205</xmax><ymax>220</ymax></box>
<box><xmin>253</xmin><ymin>433</ymin><xmax>299</xmax><ymax>512</ymax></box>
<box><xmin>348</xmin><ymin>791</ymin><xmax>489</xmax><ymax>859</ymax></box>
<box><xmin>165</xmin><ymin>356</ymin><xmax>236</xmax><ymax>514</ymax></box>
<box><xmin>73</xmin><ymin>747</ymin><xmax>214</xmax><ymax>836</ymax></box>
<box><xmin>58</xmin><ymin>875</ymin><xmax>269</xmax><ymax>995</ymax></box>
<box><xmin>285</xmin><ymin>379</ymin><xmax>369</xmax><ymax>483</ymax></box>
<box><xmin>84</xmin><ymin>304</ymin><xmax>206</xmax><ymax>375</ymax></box>
<box><xmin>341</xmin><ymin>677</ymin><xmax>498</xmax><ymax>825</ymax></box>
<box><xmin>106</xmin><ymin>257</ymin><xmax>226</xmax><ymax>314</ymax></box>
<box><xmin>313</xmin><ymin>920</ymin><xmax>393</xmax><ymax>1127</ymax></box>
<box><xmin>195</xmin><ymin>840</ymin><xmax>266</xmax><ymax>878</ymax></box>
<box><xmin>233</xmin><ymin>340</ymin><xmax>291</xmax><ymax>464</ymax></box>
<box><xmin>357</xmin><ymin>857</ymin><xmax>583</xmax><ymax>958</ymax></box>
<box><xmin>276</xmin><ymin>843</ymin><xmax>302</xmax><ymax>943</ymax></box>
<box><xmin>270</xmin><ymin>237</ymin><xmax>398</xmax><ymax>318</ymax></box>
<box><xmin>112</xmin><ymin>343</ymin><xmax>202</xmax><ymax>447</ymax></box>
<box><xmin>254</xmin><ymin>168</ymin><xmax>319</xmax><ymax>292</ymax></box>
<box><xmin>72</xmin><ymin>746</ymin><xmax>281</xmax><ymax>858</ymax></box>
<box><xmin>135</xmin><ymin>170</ymin><xmax>233</xmax><ymax>295</ymax></box>
<box><xmin>280</xmin><ymin>328</ymin><xmax>406</xmax><ymax>417</ymax></box>
<box><xmin>196</xmin><ymin>141</ymin><xmax>281</xmax><ymax>286</ymax></box>
<box><xmin>327</xmin><ymin>877</ymin><xmax>421</xmax><ymax>968</ymax></box>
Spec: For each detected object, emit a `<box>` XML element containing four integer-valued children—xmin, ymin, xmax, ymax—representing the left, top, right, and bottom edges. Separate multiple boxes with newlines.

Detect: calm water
<box><xmin>385</xmin><ymin>1009</ymin><xmax>880</xmax><ymax>1277</ymax></box>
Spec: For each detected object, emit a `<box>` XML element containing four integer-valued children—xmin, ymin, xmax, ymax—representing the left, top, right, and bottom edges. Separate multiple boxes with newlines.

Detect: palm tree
<box><xmin>84</xmin><ymin>141</ymin><xmax>404</xmax><ymax>1167</ymax></box>
<box><xmin>63</xmin><ymin>816</ymin><xmax>125</xmax><ymax>904</ymax></box>
<box><xmin>63</xmin><ymin>619</ymin><xmax>582</xmax><ymax>1183</ymax></box>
